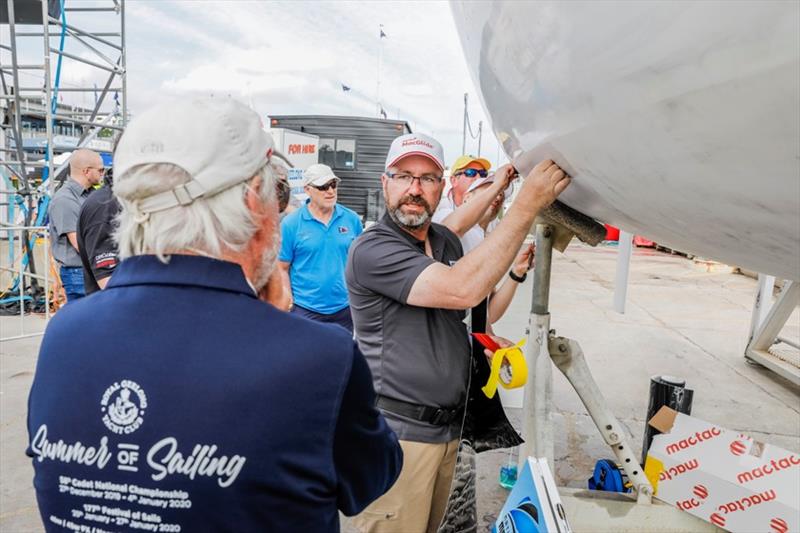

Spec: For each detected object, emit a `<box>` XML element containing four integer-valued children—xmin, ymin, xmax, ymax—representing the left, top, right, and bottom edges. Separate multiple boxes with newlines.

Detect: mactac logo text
<box><xmin>716</xmin><ymin>489</ymin><xmax>777</xmax><ymax>514</ymax></box>
<box><xmin>665</xmin><ymin>427</ymin><xmax>721</xmax><ymax>455</ymax></box>
<box><xmin>287</xmin><ymin>144</ymin><xmax>316</xmax><ymax>155</ymax></box>
<box><xmin>659</xmin><ymin>458</ymin><xmax>699</xmax><ymax>481</ymax></box>
<box><xmin>737</xmin><ymin>454</ymin><xmax>800</xmax><ymax>484</ymax></box>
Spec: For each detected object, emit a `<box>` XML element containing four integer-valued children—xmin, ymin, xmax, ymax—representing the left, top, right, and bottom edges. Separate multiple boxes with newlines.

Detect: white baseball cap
<box><xmin>466</xmin><ymin>175</ymin><xmax>494</xmax><ymax>194</ymax></box>
<box><xmin>302</xmin><ymin>164</ymin><xmax>340</xmax><ymax>187</ymax></box>
<box><xmin>385</xmin><ymin>133</ymin><xmax>445</xmax><ymax>171</ymax></box>
<box><xmin>466</xmin><ymin>174</ymin><xmax>513</xmax><ymax>200</ymax></box>
<box><xmin>114</xmin><ymin>97</ymin><xmax>274</xmax><ymax>214</ymax></box>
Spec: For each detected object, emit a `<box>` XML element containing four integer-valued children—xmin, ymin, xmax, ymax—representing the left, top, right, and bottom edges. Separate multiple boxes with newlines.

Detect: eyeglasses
<box><xmin>313</xmin><ymin>181</ymin><xmax>338</xmax><ymax>192</ymax></box>
<box><xmin>455</xmin><ymin>168</ymin><xmax>488</xmax><ymax>179</ymax></box>
<box><xmin>386</xmin><ymin>171</ymin><xmax>443</xmax><ymax>188</ymax></box>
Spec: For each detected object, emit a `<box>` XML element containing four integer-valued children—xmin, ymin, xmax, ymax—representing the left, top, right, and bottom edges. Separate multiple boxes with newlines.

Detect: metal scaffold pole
<box><xmin>0</xmin><ymin>0</ymin><xmax>127</xmax><ymax>336</ymax></box>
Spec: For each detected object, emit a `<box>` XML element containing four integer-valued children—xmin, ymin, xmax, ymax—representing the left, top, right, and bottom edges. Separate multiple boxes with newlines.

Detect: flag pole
<box><xmin>461</xmin><ymin>93</ymin><xmax>468</xmax><ymax>154</ymax></box>
<box><xmin>376</xmin><ymin>24</ymin><xmax>384</xmax><ymax>118</ymax></box>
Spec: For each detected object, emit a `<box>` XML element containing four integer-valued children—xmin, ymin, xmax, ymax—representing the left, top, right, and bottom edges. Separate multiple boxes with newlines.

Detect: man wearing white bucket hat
<box><xmin>279</xmin><ymin>163</ymin><xmax>363</xmax><ymax>332</ymax></box>
<box><xmin>346</xmin><ymin>132</ymin><xmax>570</xmax><ymax>532</ymax></box>
<box><xmin>27</xmin><ymin>97</ymin><xmax>401</xmax><ymax>532</ymax></box>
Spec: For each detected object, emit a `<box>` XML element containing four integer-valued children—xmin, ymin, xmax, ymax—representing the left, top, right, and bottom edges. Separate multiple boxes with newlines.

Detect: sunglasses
<box><xmin>455</xmin><ymin>168</ymin><xmax>488</xmax><ymax>179</ymax></box>
<box><xmin>313</xmin><ymin>181</ymin><xmax>338</xmax><ymax>192</ymax></box>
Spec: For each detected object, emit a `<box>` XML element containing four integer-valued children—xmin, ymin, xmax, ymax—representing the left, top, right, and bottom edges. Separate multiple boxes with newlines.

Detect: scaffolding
<box><xmin>0</xmin><ymin>0</ymin><xmax>126</xmax><ymax>330</ymax></box>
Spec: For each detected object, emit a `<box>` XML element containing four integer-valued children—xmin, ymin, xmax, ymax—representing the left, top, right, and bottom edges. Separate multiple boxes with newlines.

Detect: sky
<box><xmin>2</xmin><ymin>0</ymin><xmax>508</xmax><ymax>167</ymax></box>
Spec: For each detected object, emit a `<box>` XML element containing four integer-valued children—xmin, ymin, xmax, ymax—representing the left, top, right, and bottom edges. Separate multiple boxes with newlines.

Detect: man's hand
<box><xmin>511</xmin><ymin>244</ymin><xmax>534</xmax><ymax>277</ymax></box>
<box><xmin>492</xmin><ymin>163</ymin><xmax>518</xmax><ymax>191</ymax></box>
<box><xmin>517</xmin><ymin>160</ymin><xmax>571</xmax><ymax>208</ymax></box>
<box><xmin>483</xmin><ymin>334</ymin><xmax>514</xmax><ymax>364</ymax></box>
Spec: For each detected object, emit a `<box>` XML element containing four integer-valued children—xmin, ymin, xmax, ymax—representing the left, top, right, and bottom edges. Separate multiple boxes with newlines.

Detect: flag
<box><xmin>380</xmin><ymin>24</ymin><xmax>387</xmax><ymax>39</ymax></box>
<box><xmin>380</xmin><ymin>106</ymin><xmax>387</xmax><ymax>120</ymax></box>
<box><xmin>341</xmin><ymin>84</ymin><xmax>351</xmax><ymax>92</ymax></box>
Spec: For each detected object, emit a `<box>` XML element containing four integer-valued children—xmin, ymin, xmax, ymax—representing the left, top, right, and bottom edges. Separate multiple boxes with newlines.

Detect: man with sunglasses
<box><xmin>48</xmin><ymin>148</ymin><xmax>106</xmax><ymax>302</ymax></box>
<box><xmin>279</xmin><ymin>163</ymin><xmax>363</xmax><ymax>331</ymax></box>
<box><xmin>433</xmin><ymin>155</ymin><xmax>516</xmax><ymax>253</ymax></box>
<box><xmin>346</xmin><ymin>133</ymin><xmax>570</xmax><ymax>532</ymax></box>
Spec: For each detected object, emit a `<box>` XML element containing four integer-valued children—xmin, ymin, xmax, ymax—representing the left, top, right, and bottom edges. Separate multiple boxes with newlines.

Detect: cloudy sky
<box><xmin>3</xmin><ymin>0</ymin><xmax>507</xmax><ymax>166</ymax></box>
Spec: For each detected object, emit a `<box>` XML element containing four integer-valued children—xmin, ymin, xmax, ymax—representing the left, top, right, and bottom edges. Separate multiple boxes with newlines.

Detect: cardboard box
<box><xmin>494</xmin><ymin>457</ymin><xmax>572</xmax><ymax>533</ymax></box>
<box><xmin>644</xmin><ymin>406</ymin><xmax>800</xmax><ymax>532</ymax></box>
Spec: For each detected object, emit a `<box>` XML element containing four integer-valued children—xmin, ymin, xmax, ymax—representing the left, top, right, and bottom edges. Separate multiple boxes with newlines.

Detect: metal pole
<box><xmin>461</xmin><ymin>93</ymin><xmax>467</xmax><ymax>155</ymax></box>
<box><xmin>43</xmin><ymin>0</ymin><xmax>55</xmax><ymax>194</ymax></box>
<box><xmin>521</xmin><ymin>223</ymin><xmax>555</xmax><ymax>469</ymax></box>
<box><xmin>17</xmin><ymin>224</ymin><xmax>24</xmax><ymax>336</ymax></box>
<box><xmin>44</xmin><ymin>229</ymin><xmax>51</xmax><ymax>321</ymax></box>
<box><xmin>121</xmin><ymin>0</ymin><xmax>127</xmax><ymax>126</ymax></box>
<box><xmin>613</xmin><ymin>230</ymin><xmax>633</xmax><ymax>313</ymax></box>
<box><xmin>5</xmin><ymin>0</ymin><xmax>29</xmax><ymax>184</ymax></box>
<box><xmin>47</xmin><ymin>16</ymin><xmax>124</xmax><ymax>51</ymax></box>
<box><xmin>477</xmin><ymin>121</ymin><xmax>482</xmax><ymax>157</ymax></box>
<box><xmin>531</xmin><ymin>224</ymin><xmax>553</xmax><ymax>315</ymax></box>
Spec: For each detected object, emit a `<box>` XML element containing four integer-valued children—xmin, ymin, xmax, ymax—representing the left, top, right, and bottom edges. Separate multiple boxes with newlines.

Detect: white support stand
<box><xmin>521</xmin><ymin>224</ymin><xmax>555</xmax><ymax>469</ymax></box>
<box><xmin>515</xmin><ymin>215</ymin><xmax>726</xmax><ymax>529</ymax></box>
<box><xmin>745</xmin><ymin>280</ymin><xmax>800</xmax><ymax>385</ymax></box>
<box><xmin>559</xmin><ymin>488</ymin><xmax>719</xmax><ymax>532</ymax></box>
<box><xmin>614</xmin><ymin>231</ymin><xmax>634</xmax><ymax>314</ymax></box>
<box><xmin>549</xmin><ymin>336</ymin><xmax>654</xmax><ymax>504</ymax></box>
<box><xmin>749</xmin><ymin>274</ymin><xmax>777</xmax><ymax>340</ymax></box>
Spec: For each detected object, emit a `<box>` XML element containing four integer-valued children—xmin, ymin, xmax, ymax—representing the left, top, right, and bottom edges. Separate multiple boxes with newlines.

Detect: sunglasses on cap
<box><xmin>313</xmin><ymin>181</ymin><xmax>338</xmax><ymax>192</ymax></box>
<box><xmin>455</xmin><ymin>168</ymin><xmax>488</xmax><ymax>179</ymax></box>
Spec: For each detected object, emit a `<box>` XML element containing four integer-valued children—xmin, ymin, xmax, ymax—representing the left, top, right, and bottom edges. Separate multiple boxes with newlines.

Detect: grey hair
<box><xmin>113</xmin><ymin>163</ymin><xmax>277</xmax><ymax>261</ymax></box>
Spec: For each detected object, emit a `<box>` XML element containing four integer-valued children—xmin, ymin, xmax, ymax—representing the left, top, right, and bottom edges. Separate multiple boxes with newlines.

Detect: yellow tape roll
<box><xmin>481</xmin><ymin>338</ymin><xmax>528</xmax><ymax>399</ymax></box>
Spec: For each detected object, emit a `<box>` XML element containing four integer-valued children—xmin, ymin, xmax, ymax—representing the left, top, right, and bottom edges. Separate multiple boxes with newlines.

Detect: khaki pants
<box><xmin>352</xmin><ymin>439</ymin><xmax>459</xmax><ymax>533</ymax></box>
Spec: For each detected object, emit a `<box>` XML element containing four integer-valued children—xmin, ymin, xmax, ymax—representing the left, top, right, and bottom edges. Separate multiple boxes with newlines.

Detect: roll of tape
<box><xmin>481</xmin><ymin>338</ymin><xmax>528</xmax><ymax>399</ymax></box>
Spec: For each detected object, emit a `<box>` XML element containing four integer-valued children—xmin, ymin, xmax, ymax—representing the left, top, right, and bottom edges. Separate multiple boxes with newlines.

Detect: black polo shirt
<box><xmin>77</xmin><ymin>184</ymin><xmax>121</xmax><ymax>294</ymax></box>
<box><xmin>346</xmin><ymin>214</ymin><xmax>471</xmax><ymax>443</ymax></box>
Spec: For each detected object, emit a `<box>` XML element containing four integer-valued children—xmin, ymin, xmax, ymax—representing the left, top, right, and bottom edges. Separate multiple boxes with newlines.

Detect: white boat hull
<box><xmin>451</xmin><ymin>0</ymin><xmax>800</xmax><ymax>280</ymax></box>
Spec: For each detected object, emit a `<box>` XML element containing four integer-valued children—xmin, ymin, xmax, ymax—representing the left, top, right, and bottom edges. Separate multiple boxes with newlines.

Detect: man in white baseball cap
<box><xmin>279</xmin><ymin>162</ymin><xmax>362</xmax><ymax>331</ymax></box>
<box><xmin>347</xmin><ymin>132</ymin><xmax>572</xmax><ymax>532</ymax></box>
<box><xmin>27</xmin><ymin>97</ymin><xmax>402</xmax><ymax>533</ymax></box>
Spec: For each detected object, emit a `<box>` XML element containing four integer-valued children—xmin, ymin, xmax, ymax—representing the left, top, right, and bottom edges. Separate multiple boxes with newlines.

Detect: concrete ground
<box><xmin>3</xmin><ymin>243</ymin><xmax>799</xmax><ymax>532</ymax></box>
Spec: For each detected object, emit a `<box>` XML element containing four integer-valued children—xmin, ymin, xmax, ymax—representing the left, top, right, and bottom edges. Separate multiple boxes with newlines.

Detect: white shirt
<box><xmin>432</xmin><ymin>194</ymin><xmax>485</xmax><ymax>254</ymax></box>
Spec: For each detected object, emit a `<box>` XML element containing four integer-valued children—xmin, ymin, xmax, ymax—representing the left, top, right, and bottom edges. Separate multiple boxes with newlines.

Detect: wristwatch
<box><xmin>509</xmin><ymin>270</ymin><xmax>527</xmax><ymax>283</ymax></box>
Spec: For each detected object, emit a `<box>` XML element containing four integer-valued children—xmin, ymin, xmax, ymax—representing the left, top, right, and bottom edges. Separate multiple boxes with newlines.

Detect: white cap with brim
<box><xmin>114</xmin><ymin>97</ymin><xmax>274</xmax><ymax>214</ymax></box>
<box><xmin>385</xmin><ymin>133</ymin><xmax>445</xmax><ymax>171</ymax></box>
<box><xmin>466</xmin><ymin>176</ymin><xmax>494</xmax><ymax>194</ymax></box>
<box><xmin>466</xmin><ymin>174</ymin><xmax>513</xmax><ymax>200</ymax></box>
<box><xmin>302</xmin><ymin>163</ymin><xmax>340</xmax><ymax>187</ymax></box>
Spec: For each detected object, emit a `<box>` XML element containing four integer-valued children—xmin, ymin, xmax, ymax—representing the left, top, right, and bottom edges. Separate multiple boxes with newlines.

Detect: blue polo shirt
<box><xmin>26</xmin><ymin>255</ymin><xmax>401</xmax><ymax>532</ymax></box>
<box><xmin>280</xmin><ymin>203</ymin><xmax>363</xmax><ymax>314</ymax></box>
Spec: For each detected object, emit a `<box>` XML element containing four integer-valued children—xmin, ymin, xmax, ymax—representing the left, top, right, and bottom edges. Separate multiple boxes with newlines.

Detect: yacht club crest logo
<box><xmin>101</xmin><ymin>380</ymin><xmax>147</xmax><ymax>434</ymax></box>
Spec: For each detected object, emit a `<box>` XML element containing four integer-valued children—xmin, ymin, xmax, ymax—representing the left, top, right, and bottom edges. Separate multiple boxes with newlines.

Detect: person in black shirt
<box><xmin>77</xmin><ymin>169</ymin><xmax>121</xmax><ymax>294</ymax></box>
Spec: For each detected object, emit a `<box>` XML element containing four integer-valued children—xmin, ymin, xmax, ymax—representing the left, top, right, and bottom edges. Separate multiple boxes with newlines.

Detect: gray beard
<box><xmin>253</xmin><ymin>231</ymin><xmax>280</xmax><ymax>291</ymax></box>
<box><xmin>388</xmin><ymin>205</ymin><xmax>431</xmax><ymax>230</ymax></box>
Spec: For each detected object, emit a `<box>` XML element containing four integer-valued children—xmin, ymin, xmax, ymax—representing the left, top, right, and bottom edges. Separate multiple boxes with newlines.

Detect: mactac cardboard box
<box><xmin>644</xmin><ymin>406</ymin><xmax>799</xmax><ymax>532</ymax></box>
<box><xmin>493</xmin><ymin>457</ymin><xmax>572</xmax><ymax>533</ymax></box>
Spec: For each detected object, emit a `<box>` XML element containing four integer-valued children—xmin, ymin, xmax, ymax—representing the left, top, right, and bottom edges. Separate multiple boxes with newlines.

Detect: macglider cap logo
<box><xmin>401</xmin><ymin>138</ymin><xmax>434</xmax><ymax>149</ymax></box>
<box><xmin>101</xmin><ymin>380</ymin><xmax>147</xmax><ymax>435</ymax></box>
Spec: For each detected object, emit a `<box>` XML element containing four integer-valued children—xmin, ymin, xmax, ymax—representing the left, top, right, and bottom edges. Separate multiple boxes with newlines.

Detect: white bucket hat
<box><xmin>114</xmin><ymin>97</ymin><xmax>274</xmax><ymax>214</ymax></box>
